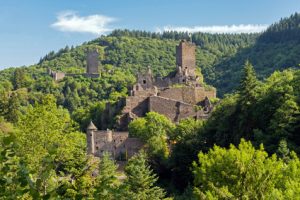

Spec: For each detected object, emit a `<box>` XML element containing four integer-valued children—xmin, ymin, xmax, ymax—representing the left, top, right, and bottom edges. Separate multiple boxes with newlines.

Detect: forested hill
<box><xmin>32</xmin><ymin>13</ymin><xmax>300</xmax><ymax>96</ymax></box>
<box><xmin>37</xmin><ymin>29</ymin><xmax>258</xmax><ymax>87</ymax></box>
<box><xmin>1</xmin><ymin>13</ymin><xmax>300</xmax><ymax>97</ymax></box>
<box><xmin>215</xmin><ymin>13</ymin><xmax>300</xmax><ymax>95</ymax></box>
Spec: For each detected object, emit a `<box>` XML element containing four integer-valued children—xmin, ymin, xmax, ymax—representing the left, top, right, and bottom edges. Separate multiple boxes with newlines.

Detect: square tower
<box><xmin>86</xmin><ymin>49</ymin><xmax>99</xmax><ymax>74</ymax></box>
<box><xmin>176</xmin><ymin>40</ymin><xmax>196</xmax><ymax>77</ymax></box>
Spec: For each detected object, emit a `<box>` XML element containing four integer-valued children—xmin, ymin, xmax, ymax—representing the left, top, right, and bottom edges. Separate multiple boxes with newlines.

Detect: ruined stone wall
<box><xmin>159</xmin><ymin>86</ymin><xmax>216</xmax><ymax>104</ymax></box>
<box><xmin>149</xmin><ymin>96</ymin><xmax>196</xmax><ymax>122</ymax></box>
<box><xmin>195</xmin><ymin>87</ymin><xmax>216</xmax><ymax>102</ymax></box>
<box><xmin>154</xmin><ymin>77</ymin><xmax>171</xmax><ymax>88</ymax></box>
<box><xmin>93</xmin><ymin>130</ymin><xmax>113</xmax><ymax>157</ymax></box>
<box><xmin>204</xmin><ymin>90</ymin><xmax>216</xmax><ymax>99</ymax></box>
<box><xmin>132</xmin><ymin>88</ymin><xmax>156</xmax><ymax>97</ymax></box>
<box><xmin>53</xmin><ymin>72</ymin><xmax>65</xmax><ymax>81</ymax></box>
<box><xmin>123</xmin><ymin>96</ymin><xmax>149</xmax><ymax>117</ymax></box>
<box><xmin>117</xmin><ymin>95</ymin><xmax>150</xmax><ymax>130</ymax></box>
<box><xmin>137</xmin><ymin>73</ymin><xmax>154</xmax><ymax>90</ymax></box>
<box><xmin>50</xmin><ymin>72</ymin><xmax>100</xmax><ymax>81</ymax></box>
<box><xmin>149</xmin><ymin>96</ymin><xmax>178</xmax><ymax>121</ymax></box>
<box><xmin>178</xmin><ymin>101</ymin><xmax>197</xmax><ymax>120</ymax></box>
<box><xmin>158</xmin><ymin>87</ymin><xmax>196</xmax><ymax>104</ymax></box>
<box><xmin>83</xmin><ymin>73</ymin><xmax>100</xmax><ymax>78</ymax></box>
<box><xmin>92</xmin><ymin>130</ymin><xmax>143</xmax><ymax>159</ymax></box>
<box><xmin>123</xmin><ymin>138</ymin><xmax>144</xmax><ymax>158</ymax></box>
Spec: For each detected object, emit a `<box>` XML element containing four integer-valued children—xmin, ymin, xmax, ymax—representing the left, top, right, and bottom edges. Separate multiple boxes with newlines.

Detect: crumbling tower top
<box><xmin>176</xmin><ymin>40</ymin><xmax>196</xmax><ymax>77</ymax></box>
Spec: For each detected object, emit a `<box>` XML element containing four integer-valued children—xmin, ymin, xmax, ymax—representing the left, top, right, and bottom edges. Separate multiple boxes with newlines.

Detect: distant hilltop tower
<box><xmin>86</xmin><ymin>49</ymin><xmax>99</xmax><ymax>74</ymax></box>
<box><xmin>176</xmin><ymin>40</ymin><xmax>196</xmax><ymax>77</ymax></box>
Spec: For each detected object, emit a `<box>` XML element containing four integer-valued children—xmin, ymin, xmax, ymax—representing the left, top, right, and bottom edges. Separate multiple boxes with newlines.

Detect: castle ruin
<box><xmin>48</xmin><ymin>49</ymin><xmax>100</xmax><ymax>81</ymax></box>
<box><xmin>87</xmin><ymin>40</ymin><xmax>216</xmax><ymax>160</ymax></box>
<box><xmin>117</xmin><ymin>40</ymin><xmax>216</xmax><ymax>130</ymax></box>
<box><xmin>86</xmin><ymin>121</ymin><xmax>143</xmax><ymax>160</ymax></box>
<box><xmin>86</xmin><ymin>49</ymin><xmax>99</xmax><ymax>74</ymax></box>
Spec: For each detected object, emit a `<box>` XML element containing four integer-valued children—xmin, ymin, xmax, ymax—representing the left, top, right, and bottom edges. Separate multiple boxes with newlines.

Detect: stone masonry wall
<box><xmin>158</xmin><ymin>87</ymin><xmax>196</xmax><ymax>104</ymax></box>
<box><xmin>123</xmin><ymin>96</ymin><xmax>149</xmax><ymax>117</ymax></box>
<box><xmin>176</xmin><ymin>41</ymin><xmax>196</xmax><ymax>77</ymax></box>
<box><xmin>149</xmin><ymin>96</ymin><xmax>196</xmax><ymax>122</ymax></box>
<box><xmin>195</xmin><ymin>88</ymin><xmax>216</xmax><ymax>102</ymax></box>
<box><xmin>92</xmin><ymin>130</ymin><xmax>143</xmax><ymax>159</ymax></box>
<box><xmin>178</xmin><ymin>102</ymin><xmax>197</xmax><ymax>120</ymax></box>
<box><xmin>53</xmin><ymin>72</ymin><xmax>65</xmax><ymax>81</ymax></box>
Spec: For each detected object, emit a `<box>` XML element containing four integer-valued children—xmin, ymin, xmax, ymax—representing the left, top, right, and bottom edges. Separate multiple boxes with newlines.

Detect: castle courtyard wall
<box><xmin>158</xmin><ymin>87</ymin><xmax>195</xmax><ymax>104</ymax></box>
<box><xmin>123</xmin><ymin>96</ymin><xmax>149</xmax><ymax>117</ymax></box>
<box><xmin>195</xmin><ymin>87</ymin><xmax>216</xmax><ymax>102</ymax></box>
<box><xmin>91</xmin><ymin>130</ymin><xmax>143</xmax><ymax>159</ymax></box>
<box><xmin>149</xmin><ymin>96</ymin><xmax>196</xmax><ymax>122</ymax></box>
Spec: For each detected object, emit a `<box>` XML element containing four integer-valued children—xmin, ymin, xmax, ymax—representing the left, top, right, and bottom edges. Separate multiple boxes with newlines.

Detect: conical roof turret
<box><xmin>87</xmin><ymin>121</ymin><xmax>98</xmax><ymax>130</ymax></box>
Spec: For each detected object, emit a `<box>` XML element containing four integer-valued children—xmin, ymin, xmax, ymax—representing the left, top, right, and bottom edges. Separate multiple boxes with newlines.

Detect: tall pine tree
<box><xmin>94</xmin><ymin>152</ymin><xmax>120</xmax><ymax>200</ymax></box>
<box><xmin>123</xmin><ymin>152</ymin><xmax>166</xmax><ymax>200</ymax></box>
<box><xmin>238</xmin><ymin>60</ymin><xmax>258</xmax><ymax>109</ymax></box>
<box><xmin>236</xmin><ymin>60</ymin><xmax>259</xmax><ymax>141</ymax></box>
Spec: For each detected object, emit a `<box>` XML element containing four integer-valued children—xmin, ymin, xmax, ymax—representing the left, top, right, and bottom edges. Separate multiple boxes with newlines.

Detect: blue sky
<box><xmin>0</xmin><ymin>0</ymin><xmax>300</xmax><ymax>69</ymax></box>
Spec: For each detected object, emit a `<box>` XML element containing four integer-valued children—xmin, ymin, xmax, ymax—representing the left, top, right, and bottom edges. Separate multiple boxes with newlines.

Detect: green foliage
<box><xmin>94</xmin><ymin>152</ymin><xmax>120</xmax><ymax>200</ymax></box>
<box><xmin>192</xmin><ymin>139</ymin><xmax>300</xmax><ymax>199</ymax></box>
<box><xmin>277</xmin><ymin>139</ymin><xmax>290</xmax><ymax>162</ymax></box>
<box><xmin>1</xmin><ymin>12</ymin><xmax>300</xmax><ymax>199</ymax></box>
<box><xmin>172</xmin><ymin>118</ymin><xmax>204</xmax><ymax>142</ymax></box>
<box><xmin>0</xmin><ymin>133</ymin><xmax>28</xmax><ymax>199</ymax></box>
<box><xmin>238</xmin><ymin>60</ymin><xmax>259</xmax><ymax>108</ymax></box>
<box><xmin>168</xmin><ymin>119</ymin><xmax>206</xmax><ymax>191</ymax></box>
<box><xmin>203</xmin><ymin>67</ymin><xmax>300</xmax><ymax>154</ymax></box>
<box><xmin>169</xmin><ymin>66</ymin><xmax>300</xmax><ymax>194</ymax></box>
<box><xmin>123</xmin><ymin>152</ymin><xmax>166</xmax><ymax>200</ymax></box>
<box><xmin>129</xmin><ymin>112</ymin><xmax>175</xmax><ymax>140</ymax></box>
<box><xmin>12</xmin><ymin>67</ymin><xmax>32</xmax><ymax>90</ymax></box>
<box><xmin>2</xmin><ymin>13</ymin><xmax>300</xmax><ymax>98</ymax></box>
<box><xmin>129</xmin><ymin>112</ymin><xmax>175</xmax><ymax>160</ymax></box>
<box><xmin>13</xmin><ymin>94</ymin><xmax>92</xmax><ymax>198</ymax></box>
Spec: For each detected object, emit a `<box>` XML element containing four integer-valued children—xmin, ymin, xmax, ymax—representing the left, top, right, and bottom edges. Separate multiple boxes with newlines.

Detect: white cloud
<box><xmin>51</xmin><ymin>11</ymin><xmax>116</xmax><ymax>35</ymax></box>
<box><xmin>156</xmin><ymin>24</ymin><xmax>269</xmax><ymax>34</ymax></box>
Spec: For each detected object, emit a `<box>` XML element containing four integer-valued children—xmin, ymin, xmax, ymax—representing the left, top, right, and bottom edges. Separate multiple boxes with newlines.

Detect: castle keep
<box><xmin>86</xmin><ymin>49</ymin><xmax>99</xmax><ymax>74</ymax></box>
<box><xmin>87</xmin><ymin>40</ymin><xmax>216</xmax><ymax>160</ymax></box>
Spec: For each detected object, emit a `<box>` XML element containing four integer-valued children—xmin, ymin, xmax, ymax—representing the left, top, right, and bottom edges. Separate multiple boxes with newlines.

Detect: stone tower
<box><xmin>176</xmin><ymin>40</ymin><xmax>196</xmax><ymax>77</ymax></box>
<box><xmin>86</xmin><ymin>121</ymin><xmax>97</xmax><ymax>154</ymax></box>
<box><xmin>106</xmin><ymin>129</ymin><xmax>113</xmax><ymax>142</ymax></box>
<box><xmin>86</xmin><ymin>49</ymin><xmax>99</xmax><ymax>74</ymax></box>
<box><xmin>137</xmin><ymin>66</ymin><xmax>154</xmax><ymax>90</ymax></box>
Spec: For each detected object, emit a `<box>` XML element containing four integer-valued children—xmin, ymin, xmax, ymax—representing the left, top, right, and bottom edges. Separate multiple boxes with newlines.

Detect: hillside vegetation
<box><xmin>1</xmin><ymin>13</ymin><xmax>300</xmax><ymax>199</ymax></box>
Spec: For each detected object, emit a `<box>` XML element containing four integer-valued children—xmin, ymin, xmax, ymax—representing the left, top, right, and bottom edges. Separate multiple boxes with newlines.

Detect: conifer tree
<box><xmin>6</xmin><ymin>92</ymin><xmax>21</xmax><ymax>123</ymax></box>
<box><xmin>238</xmin><ymin>60</ymin><xmax>258</xmax><ymax>109</ymax></box>
<box><xmin>94</xmin><ymin>152</ymin><xmax>120</xmax><ymax>200</ymax></box>
<box><xmin>123</xmin><ymin>152</ymin><xmax>166</xmax><ymax>200</ymax></box>
<box><xmin>236</xmin><ymin>60</ymin><xmax>259</xmax><ymax>141</ymax></box>
<box><xmin>277</xmin><ymin>139</ymin><xmax>290</xmax><ymax>162</ymax></box>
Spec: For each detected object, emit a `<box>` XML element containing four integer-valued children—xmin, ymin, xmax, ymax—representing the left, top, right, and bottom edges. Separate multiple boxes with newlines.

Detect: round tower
<box><xmin>106</xmin><ymin>129</ymin><xmax>113</xmax><ymax>142</ymax></box>
<box><xmin>86</xmin><ymin>121</ymin><xmax>98</xmax><ymax>154</ymax></box>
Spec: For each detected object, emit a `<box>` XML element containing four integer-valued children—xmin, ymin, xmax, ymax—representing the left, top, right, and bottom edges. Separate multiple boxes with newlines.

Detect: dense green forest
<box><xmin>1</xmin><ymin>13</ymin><xmax>300</xmax><ymax>199</ymax></box>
